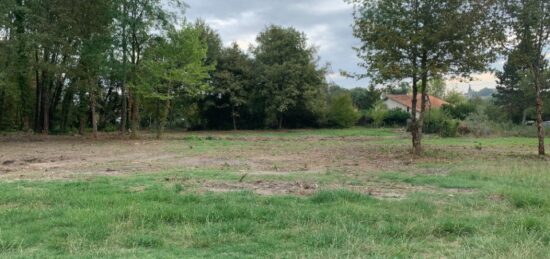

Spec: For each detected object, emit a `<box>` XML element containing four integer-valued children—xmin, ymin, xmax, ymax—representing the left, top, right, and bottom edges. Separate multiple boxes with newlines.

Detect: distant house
<box><xmin>384</xmin><ymin>94</ymin><xmax>449</xmax><ymax>118</ymax></box>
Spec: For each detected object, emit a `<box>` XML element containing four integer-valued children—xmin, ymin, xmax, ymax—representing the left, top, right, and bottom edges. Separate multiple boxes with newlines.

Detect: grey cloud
<box><xmin>182</xmin><ymin>0</ymin><xmax>497</xmax><ymax>91</ymax></box>
<box><xmin>184</xmin><ymin>0</ymin><xmax>365</xmax><ymax>88</ymax></box>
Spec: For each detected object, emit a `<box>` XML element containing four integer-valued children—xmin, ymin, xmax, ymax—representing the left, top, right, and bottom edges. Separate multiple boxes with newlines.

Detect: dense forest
<box><xmin>0</xmin><ymin>0</ymin><xmax>549</xmax><ymax>154</ymax></box>
<box><xmin>0</xmin><ymin>0</ymin><xmax>361</xmax><ymax>137</ymax></box>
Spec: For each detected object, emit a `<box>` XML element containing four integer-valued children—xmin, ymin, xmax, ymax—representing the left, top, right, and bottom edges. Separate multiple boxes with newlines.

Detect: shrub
<box><xmin>442</xmin><ymin>103</ymin><xmax>476</xmax><ymax>120</ymax></box>
<box><xmin>423</xmin><ymin>109</ymin><xmax>459</xmax><ymax>137</ymax></box>
<box><xmin>462</xmin><ymin>111</ymin><xmax>494</xmax><ymax>137</ymax></box>
<box><xmin>366</xmin><ymin>101</ymin><xmax>390</xmax><ymax>127</ymax></box>
<box><xmin>383</xmin><ymin>108</ymin><xmax>410</xmax><ymax>126</ymax></box>
<box><xmin>327</xmin><ymin>94</ymin><xmax>360</xmax><ymax>128</ymax></box>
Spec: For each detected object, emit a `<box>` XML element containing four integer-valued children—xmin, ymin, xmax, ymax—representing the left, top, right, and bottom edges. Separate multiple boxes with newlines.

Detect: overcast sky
<box><xmin>183</xmin><ymin>0</ymin><xmax>499</xmax><ymax>91</ymax></box>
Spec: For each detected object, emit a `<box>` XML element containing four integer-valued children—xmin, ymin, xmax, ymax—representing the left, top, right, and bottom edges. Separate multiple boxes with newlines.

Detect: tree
<box><xmin>327</xmin><ymin>93</ymin><xmax>360</xmax><ymax>128</ymax></box>
<box><xmin>500</xmin><ymin>0</ymin><xmax>550</xmax><ymax>155</ymax></box>
<box><xmin>253</xmin><ymin>25</ymin><xmax>327</xmax><ymax>129</ymax></box>
<box><xmin>72</xmin><ymin>0</ymin><xmax>113</xmax><ymax>138</ymax></box>
<box><xmin>495</xmin><ymin>45</ymin><xmax>536</xmax><ymax>124</ymax></box>
<box><xmin>350</xmin><ymin>86</ymin><xmax>382</xmax><ymax>111</ymax></box>
<box><xmin>211</xmin><ymin>43</ymin><xmax>253</xmax><ymax>130</ymax></box>
<box><xmin>113</xmin><ymin>0</ymin><xmax>185</xmax><ymax>138</ymax></box>
<box><xmin>445</xmin><ymin>90</ymin><xmax>467</xmax><ymax>105</ymax></box>
<box><xmin>428</xmin><ymin>76</ymin><xmax>446</xmax><ymax>98</ymax></box>
<box><xmin>139</xmin><ymin>25</ymin><xmax>211</xmax><ymax>139</ymax></box>
<box><xmin>348</xmin><ymin>0</ymin><xmax>504</xmax><ymax>154</ymax></box>
<box><xmin>386</xmin><ymin>82</ymin><xmax>411</xmax><ymax>95</ymax></box>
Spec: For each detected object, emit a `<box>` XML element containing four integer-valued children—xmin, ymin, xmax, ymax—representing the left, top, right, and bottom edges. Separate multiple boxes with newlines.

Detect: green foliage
<box><xmin>423</xmin><ymin>109</ymin><xmax>459</xmax><ymax>137</ymax></box>
<box><xmin>349</xmin><ymin>86</ymin><xmax>382</xmax><ymax>111</ymax></box>
<box><xmin>327</xmin><ymin>94</ymin><xmax>360</xmax><ymax>128</ymax></box>
<box><xmin>445</xmin><ymin>90</ymin><xmax>467</xmax><ymax>105</ymax></box>
<box><xmin>139</xmin><ymin>24</ymin><xmax>212</xmax><ymax>138</ymax></box>
<box><xmin>209</xmin><ymin>43</ymin><xmax>254</xmax><ymax>130</ymax></box>
<box><xmin>462</xmin><ymin>111</ymin><xmax>494</xmax><ymax>137</ymax></box>
<box><xmin>366</xmin><ymin>104</ymin><xmax>410</xmax><ymax>127</ymax></box>
<box><xmin>384</xmin><ymin>108</ymin><xmax>411</xmax><ymax>126</ymax></box>
<box><xmin>348</xmin><ymin>0</ymin><xmax>504</xmax><ymax>151</ymax></box>
<box><xmin>253</xmin><ymin>25</ymin><xmax>327</xmax><ymax>129</ymax></box>
<box><xmin>428</xmin><ymin>76</ymin><xmax>446</xmax><ymax>98</ymax></box>
<box><xmin>385</xmin><ymin>82</ymin><xmax>410</xmax><ymax>95</ymax></box>
<box><xmin>368</xmin><ymin>102</ymin><xmax>389</xmax><ymax>127</ymax></box>
<box><xmin>442</xmin><ymin>103</ymin><xmax>477</xmax><ymax>120</ymax></box>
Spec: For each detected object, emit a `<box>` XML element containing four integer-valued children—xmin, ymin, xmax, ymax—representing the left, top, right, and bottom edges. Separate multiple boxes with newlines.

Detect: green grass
<box><xmin>1</xmin><ymin>172</ymin><xmax>550</xmax><ymax>258</ymax></box>
<box><xmin>2</xmin><ymin>128</ymin><xmax>550</xmax><ymax>258</ymax></box>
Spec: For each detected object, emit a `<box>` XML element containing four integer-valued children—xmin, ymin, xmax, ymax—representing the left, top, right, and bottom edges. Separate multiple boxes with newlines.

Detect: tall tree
<box><xmin>211</xmin><ymin>43</ymin><xmax>254</xmax><ymax>130</ymax></box>
<box><xmin>501</xmin><ymin>0</ymin><xmax>550</xmax><ymax>155</ymax></box>
<box><xmin>495</xmin><ymin>39</ymin><xmax>535</xmax><ymax>124</ymax></box>
<box><xmin>113</xmin><ymin>0</ymin><xmax>185</xmax><ymax>138</ymax></box>
<box><xmin>72</xmin><ymin>0</ymin><xmax>113</xmax><ymax>138</ymax></box>
<box><xmin>348</xmin><ymin>0</ymin><xmax>504</xmax><ymax>154</ymax></box>
<box><xmin>139</xmin><ymin>25</ymin><xmax>211</xmax><ymax>139</ymax></box>
<box><xmin>253</xmin><ymin>25</ymin><xmax>327</xmax><ymax>129</ymax></box>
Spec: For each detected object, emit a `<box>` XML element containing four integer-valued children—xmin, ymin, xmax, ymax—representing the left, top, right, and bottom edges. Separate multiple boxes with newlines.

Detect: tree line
<box><xmin>1</xmin><ymin>0</ymin><xmax>549</xmax><ymax>156</ymax></box>
<box><xmin>0</xmin><ymin>0</ymin><xmax>362</xmax><ymax>139</ymax></box>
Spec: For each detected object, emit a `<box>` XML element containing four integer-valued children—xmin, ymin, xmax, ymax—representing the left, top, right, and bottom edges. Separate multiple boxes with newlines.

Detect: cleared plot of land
<box><xmin>0</xmin><ymin>129</ymin><xmax>549</xmax><ymax>258</ymax></box>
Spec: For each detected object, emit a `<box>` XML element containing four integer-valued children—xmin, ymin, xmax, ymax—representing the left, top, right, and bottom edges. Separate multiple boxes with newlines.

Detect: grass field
<box><xmin>1</xmin><ymin>128</ymin><xmax>550</xmax><ymax>258</ymax></box>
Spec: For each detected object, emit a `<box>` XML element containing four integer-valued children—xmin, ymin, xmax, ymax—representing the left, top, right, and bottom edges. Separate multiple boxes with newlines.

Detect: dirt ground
<box><xmin>0</xmin><ymin>131</ymin><xmax>481</xmax><ymax>199</ymax></box>
<box><xmin>0</xmin><ymin>132</ymin><xmax>412</xmax><ymax>179</ymax></box>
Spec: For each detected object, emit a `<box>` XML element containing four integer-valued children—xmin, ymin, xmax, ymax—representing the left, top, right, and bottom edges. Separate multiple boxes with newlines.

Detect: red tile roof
<box><xmin>386</xmin><ymin>95</ymin><xmax>449</xmax><ymax>112</ymax></box>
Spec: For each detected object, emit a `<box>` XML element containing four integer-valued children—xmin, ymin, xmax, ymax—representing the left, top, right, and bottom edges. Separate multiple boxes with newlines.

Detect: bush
<box><xmin>366</xmin><ymin>102</ymin><xmax>410</xmax><ymax>127</ymax></box>
<box><xmin>462</xmin><ymin>111</ymin><xmax>494</xmax><ymax>137</ymax></box>
<box><xmin>327</xmin><ymin>94</ymin><xmax>360</xmax><ymax>128</ymax></box>
<box><xmin>423</xmin><ymin>109</ymin><xmax>459</xmax><ymax>137</ymax></box>
<box><xmin>442</xmin><ymin>103</ymin><xmax>476</xmax><ymax>120</ymax></box>
<box><xmin>368</xmin><ymin>106</ymin><xmax>388</xmax><ymax>127</ymax></box>
<box><xmin>383</xmin><ymin>108</ymin><xmax>410</xmax><ymax>126</ymax></box>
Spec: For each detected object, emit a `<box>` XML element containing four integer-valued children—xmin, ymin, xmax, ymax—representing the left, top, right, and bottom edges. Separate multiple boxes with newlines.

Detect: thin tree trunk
<box><xmin>0</xmin><ymin>90</ymin><xmax>4</xmax><ymax>129</ymax></box>
<box><xmin>34</xmin><ymin>52</ymin><xmax>42</xmax><ymax>133</ymax></box>
<box><xmin>130</xmin><ymin>94</ymin><xmax>139</xmax><ymax>139</ymax></box>
<box><xmin>411</xmin><ymin>77</ymin><xmax>420</xmax><ymax>155</ymax></box>
<box><xmin>41</xmin><ymin>74</ymin><xmax>49</xmax><ymax>135</ymax></box>
<box><xmin>232</xmin><ymin>106</ymin><xmax>237</xmax><ymax>131</ymax></box>
<box><xmin>91</xmin><ymin>87</ymin><xmax>98</xmax><ymax>139</ymax></box>
<box><xmin>416</xmin><ymin>51</ymin><xmax>429</xmax><ymax>155</ymax></box>
<box><xmin>278</xmin><ymin>114</ymin><xmax>284</xmax><ymax>130</ymax></box>
<box><xmin>79</xmin><ymin>114</ymin><xmax>85</xmax><ymax>135</ymax></box>
<box><xmin>533</xmin><ymin>67</ymin><xmax>545</xmax><ymax>156</ymax></box>
<box><xmin>120</xmin><ymin>16</ymin><xmax>127</xmax><ymax>135</ymax></box>
<box><xmin>156</xmin><ymin>100</ymin><xmax>170</xmax><ymax>140</ymax></box>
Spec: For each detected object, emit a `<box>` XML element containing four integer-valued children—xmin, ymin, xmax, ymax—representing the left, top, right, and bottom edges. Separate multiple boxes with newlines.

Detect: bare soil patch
<box><xmin>0</xmin><ymin>132</ymin><xmax>411</xmax><ymax>180</ymax></box>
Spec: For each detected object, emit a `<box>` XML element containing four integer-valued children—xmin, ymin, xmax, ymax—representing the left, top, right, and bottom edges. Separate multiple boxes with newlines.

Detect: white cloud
<box><xmin>304</xmin><ymin>24</ymin><xmax>332</xmax><ymax>51</ymax></box>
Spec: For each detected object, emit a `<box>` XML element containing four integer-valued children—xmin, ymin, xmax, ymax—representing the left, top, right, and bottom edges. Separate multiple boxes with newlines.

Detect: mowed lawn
<box><xmin>1</xmin><ymin>129</ymin><xmax>550</xmax><ymax>258</ymax></box>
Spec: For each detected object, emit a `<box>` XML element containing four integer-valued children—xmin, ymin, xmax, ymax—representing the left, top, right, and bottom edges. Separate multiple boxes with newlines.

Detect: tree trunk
<box><xmin>91</xmin><ymin>88</ymin><xmax>98</xmax><ymax>139</ymax></box>
<box><xmin>415</xmin><ymin>51</ymin><xmax>429</xmax><ymax>155</ymax></box>
<box><xmin>120</xmin><ymin>20</ymin><xmax>127</xmax><ymax>135</ymax></box>
<box><xmin>533</xmin><ymin>68</ymin><xmax>545</xmax><ymax>156</ymax></box>
<box><xmin>278</xmin><ymin>114</ymin><xmax>284</xmax><ymax>130</ymax></box>
<box><xmin>129</xmin><ymin>94</ymin><xmax>139</xmax><ymax>139</ymax></box>
<box><xmin>156</xmin><ymin>100</ymin><xmax>170</xmax><ymax>140</ymax></box>
<box><xmin>79</xmin><ymin>114</ymin><xmax>85</xmax><ymax>135</ymax></box>
<box><xmin>34</xmin><ymin>52</ymin><xmax>42</xmax><ymax>133</ymax></box>
<box><xmin>41</xmin><ymin>75</ymin><xmax>49</xmax><ymax>135</ymax></box>
<box><xmin>15</xmin><ymin>0</ymin><xmax>31</xmax><ymax>132</ymax></box>
<box><xmin>232</xmin><ymin>106</ymin><xmax>237</xmax><ymax>131</ymax></box>
<box><xmin>411</xmin><ymin>76</ymin><xmax>421</xmax><ymax>155</ymax></box>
